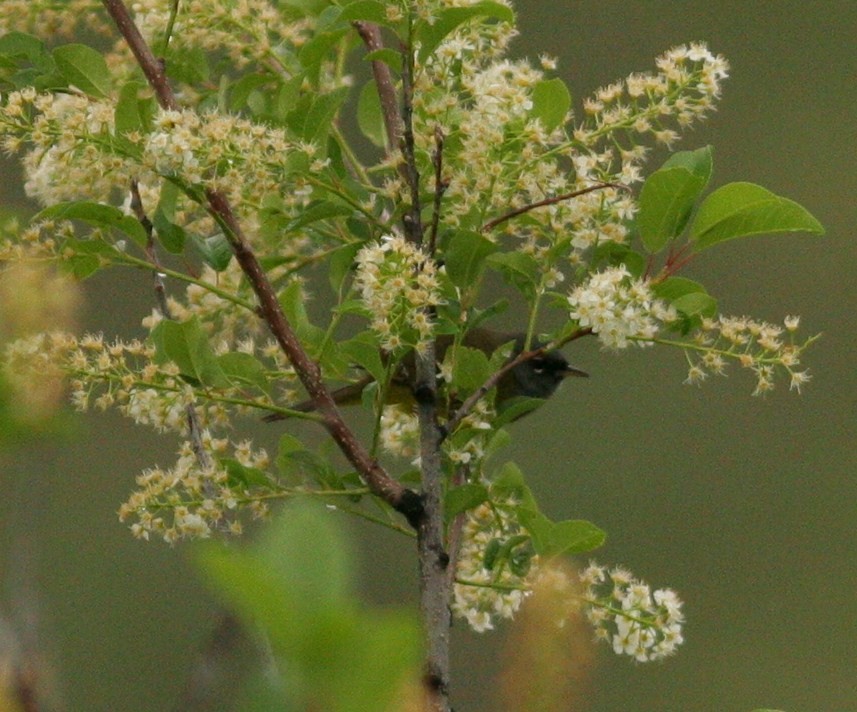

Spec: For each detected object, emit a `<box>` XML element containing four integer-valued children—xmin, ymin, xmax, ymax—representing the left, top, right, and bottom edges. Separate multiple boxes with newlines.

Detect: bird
<box><xmin>264</xmin><ymin>328</ymin><xmax>587</xmax><ymax>421</ymax></box>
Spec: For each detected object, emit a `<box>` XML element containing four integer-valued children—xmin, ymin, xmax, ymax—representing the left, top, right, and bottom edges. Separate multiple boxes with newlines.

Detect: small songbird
<box><xmin>265</xmin><ymin>328</ymin><xmax>587</xmax><ymax>420</ymax></box>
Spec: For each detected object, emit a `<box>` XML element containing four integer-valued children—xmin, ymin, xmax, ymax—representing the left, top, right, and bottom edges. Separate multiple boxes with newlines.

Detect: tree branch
<box><xmin>398</xmin><ymin>37</ymin><xmax>452</xmax><ymax>712</ymax></box>
<box><xmin>353</xmin><ymin>21</ymin><xmax>402</xmax><ymax>151</ymax></box>
<box><xmin>103</xmin><ymin>0</ymin><xmax>419</xmax><ymax>523</ymax></box>
<box><xmin>480</xmin><ymin>182</ymin><xmax>624</xmax><ymax>233</ymax></box>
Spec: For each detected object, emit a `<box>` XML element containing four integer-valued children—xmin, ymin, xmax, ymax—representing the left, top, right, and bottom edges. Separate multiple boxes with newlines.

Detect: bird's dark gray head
<box><xmin>510</xmin><ymin>348</ymin><xmax>588</xmax><ymax>400</ymax></box>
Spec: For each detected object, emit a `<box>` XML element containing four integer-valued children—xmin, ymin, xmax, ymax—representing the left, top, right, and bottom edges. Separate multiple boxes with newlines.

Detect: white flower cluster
<box><xmin>142</xmin><ymin>108</ymin><xmax>293</xmax><ymax>198</ymax></box>
<box><xmin>452</xmin><ymin>501</ymin><xmax>533</xmax><ymax>633</ymax></box>
<box><xmin>353</xmin><ymin>235</ymin><xmax>442</xmax><ymax>354</ymax></box>
<box><xmin>568</xmin><ymin>266</ymin><xmax>675</xmax><ymax>348</ymax></box>
<box><xmin>580</xmin><ymin>562</ymin><xmax>684</xmax><ymax>662</ymax></box>
<box><xmin>118</xmin><ymin>435</ymin><xmax>273</xmax><ymax>544</ymax></box>
<box><xmin>130</xmin><ymin>0</ymin><xmax>312</xmax><ymax>69</ymax></box>
<box><xmin>0</xmin><ymin>90</ymin><xmax>141</xmax><ymax>207</ymax></box>
<box><xmin>379</xmin><ymin>405</ymin><xmax>420</xmax><ymax>461</ymax></box>
<box><xmin>685</xmin><ymin>314</ymin><xmax>813</xmax><ymax>395</ymax></box>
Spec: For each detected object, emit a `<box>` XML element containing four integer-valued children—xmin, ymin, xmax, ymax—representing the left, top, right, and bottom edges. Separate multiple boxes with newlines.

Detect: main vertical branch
<box><xmin>401</xmin><ymin>31</ymin><xmax>452</xmax><ymax>712</ymax></box>
<box><xmin>355</xmin><ymin>20</ymin><xmax>452</xmax><ymax>709</ymax></box>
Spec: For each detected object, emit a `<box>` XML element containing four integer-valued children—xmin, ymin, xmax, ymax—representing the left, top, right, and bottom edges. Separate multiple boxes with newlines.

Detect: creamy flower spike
<box><xmin>568</xmin><ymin>266</ymin><xmax>676</xmax><ymax>349</ymax></box>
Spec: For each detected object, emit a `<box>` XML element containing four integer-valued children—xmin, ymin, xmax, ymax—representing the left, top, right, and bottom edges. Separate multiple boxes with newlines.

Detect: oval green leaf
<box><xmin>638</xmin><ymin>166</ymin><xmax>706</xmax><ymax>252</ymax></box>
<box><xmin>531</xmin><ymin>78</ymin><xmax>571</xmax><ymax>132</ymax></box>
<box><xmin>691</xmin><ymin>182</ymin><xmax>824</xmax><ymax>250</ymax></box>
<box><xmin>52</xmin><ymin>43</ymin><xmax>111</xmax><ymax>97</ymax></box>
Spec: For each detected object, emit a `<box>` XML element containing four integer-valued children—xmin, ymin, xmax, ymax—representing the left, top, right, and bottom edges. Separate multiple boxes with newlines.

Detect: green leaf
<box><xmin>416</xmin><ymin>2</ymin><xmax>514</xmax><ymax>61</ymax></box>
<box><xmin>285</xmin><ymin>200</ymin><xmax>354</xmax><ymax>232</ymax></box>
<box><xmin>494</xmin><ymin>396</ymin><xmax>545</xmax><ymax>425</ymax></box>
<box><xmin>490</xmin><ymin>461</ymin><xmax>536</xmax><ymax>509</ymax></box>
<box><xmin>651</xmin><ymin>276</ymin><xmax>708</xmax><ymax>303</ymax></box>
<box><xmin>0</xmin><ymin>32</ymin><xmax>46</xmax><ymax>64</ymax></box>
<box><xmin>221</xmin><ymin>458</ymin><xmax>275</xmax><ymax>489</ymax></box>
<box><xmin>447</xmin><ymin>345</ymin><xmax>491</xmax><ymax>393</ymax></box>
<box><xmin>338</xmin><ymin>1</ymin><xmax>395</xmax><ymax>26</ymax></box>
<box><xmin>486</xmin><ymin>251</ymin><xmax>539</xmax><ymax>299</ymax></box>
<box><xmin>691</xmin><ymin>182</ymin><xmax>825</xmax><ymax>250</ymax></box>
<box><xmin>363</xmin><ymin>48</ymin><xmax>402</xmax><ymax>72</ymax></box>
<box><xmin>279</xmin><ymin>280</ymin><xmax>327</xmax><ymax>353</ymax></box>
<box><xmin>114</xmin><ymin>81</ymin><xmax>148</xmax><ymax>136</ymax></box>
<box><xmin>357</xmin><ymin>80</ymin><xmax>386</xmax><ymax>147</ymax></box>
<box><xmin>150</xmin><ymin>317</ymin><xmax>230</xmax><ymax>387</ymax></box>
<box><xmin>288</xmin><ymin>87</ymin><xmax>350</xmax><ymax>144</ymax></box>
<box><xmin>638</xmin><ymin>168</ymin><xmax>706</xmax><ymax>252</ymax></box>
<box><xmin>52</xmin><ymin>43</ymin><xmax>111</xmax><ymax>97</ymax></box>
<box><xmin>298</xmin><ymin>28</ymin><xmax>349</xmax><ymax>82</ymax></box>
<box><xmin>444</xmin><ymin>230</ymin><xmax>498</xmax><ymax>289</ymax></box>
<box><xmin>328</xmin><ymin>242</ymin><xmax>362</xmax><ymax>293</ymax></box>
<box><xmin>58</xmin><ymin>237</ymin><xmax>120</xmax><ymax>279</ymax></box>
<box><xmin>35</xmin><ymin>201</ymin><xmax>147</xmax><ymax>246</ymax></box>
<box><xmin>218</xmin><ymin>351</ymin><xmax>270</xmax><ymax>393</ymax></box>
<box><xmin>152</xmin><ymin>208</ymin><xmax>186</xmax><ymax>253</ymax></box>
<box><xmin>340</xmin><ymin>331</ymin><xmax>385</xmax><ymax>384</ymax></box>
<box><xmin>517</xmin><ymin>508</ymin><xmax>605</xmax><ymax>558</ymax></box>
<box><xmin>671</xmin><ymin>291</ymin><xmax>717</xmax><ymax>318</ymax></box>
<box><xmin>165</xmin><ymin>46</ymin><xmax>209</xmax><ymax>85</ymax></box>
<box><xmin>662</xmin><ymin>145</ymin><xmax>713</xmax><ymax>183</ymax></box>
<box><xmin>530</xmin><ymin>78</ymin><xmax>571</xmax><ymax>132</ymax></box>
<box><xmin>445</xmin><ymin>483</ymin><xmax>489</xmax><ymax>519</ymax></box>
<box><xmin>193</xmin><ymin>233</ymin><xmax>233</xmax><ymax>272</ymax></box>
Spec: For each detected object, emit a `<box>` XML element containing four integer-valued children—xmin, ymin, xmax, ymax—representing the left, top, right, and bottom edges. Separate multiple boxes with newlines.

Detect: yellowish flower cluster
<box><xmin>0</xmin><ymin>89</ymin><xmax>143</xmax><ymax>207</ymax></box>
<box><xmin>452</xmin><ymin>500</ymin><xmax>533</xmax><ymax>633</ymax></box>
<box><xmin>568</xmin><ymin>266</ymin><xmax>677</xmax><ymax>349</ymax></box>
<box><xmin>2</xmin><ymin>327</ymin><xmax>285</xmax><ymax>435</ymax></box>
<box><xmin>118</xmin><ymin>435</ymin><xmax>273</xmax><ymax>543</ymax></box>
<box><xmin>353</xmin><ymin>235</ymin><xmax>442</xmax><ymax>354</ymax></box>
<box><xmin>130</xmin><ymin>0</ymin><xmax>313</xmax><ymax>69</ymax></box>
<box><xmin>142</xmin><ymin>108</ymin><xmax>294</xmax><ymax>199</ymax></box>
<box><xmin>379</xmin><ymin>405</ymin><xmax>421</xmax><ymax>462</ymax></box>
<box><xmin>411</xmin><ymin>9</ymin><xmax>729</xmax><ymax>297</ymax></box>
<box><xmin>0</xmin><ymin>0</ymin><xmax>109</xmax><ymax>38</ymax></box>
<box><xmin>685</xmin><ymin>314</ymin><xmax>814</xmax><ymax>395</ymax></box>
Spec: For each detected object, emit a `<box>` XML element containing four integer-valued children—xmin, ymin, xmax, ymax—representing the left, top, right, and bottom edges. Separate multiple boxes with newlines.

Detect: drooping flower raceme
<box><xmin>354</xmin><ymin>235</ymin><xmax>442</xmax><ymax>354</ymax></box>
<box><xmin>580</xmin><ymin>562</ymin><xmax>684</xmax><ymax>662</ymax></box>
<box><xmin>452</xmin><ymin>500</ymin><xmax>534</xmax><ymax>633</ymax></box>
<box><xmin>568</xmin><ymin>266</ymin><xmax>676</xmax><ymax>348</ymax></box>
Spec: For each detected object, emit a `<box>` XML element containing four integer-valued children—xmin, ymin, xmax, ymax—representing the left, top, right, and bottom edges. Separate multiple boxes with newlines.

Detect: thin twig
<box><xmin>481</xmin><ymin>182</ymin><xmax>625</xmax><ymax>233</ymax></box>
<box><xmin>427</xmin><ymin>126</ymin><xmax>448</xmax><ymax>256</ymax></box>
<box><xmin>129</xmin><ymin>179</ymin><xmax>171</xmax><ymax>318</ymax></box>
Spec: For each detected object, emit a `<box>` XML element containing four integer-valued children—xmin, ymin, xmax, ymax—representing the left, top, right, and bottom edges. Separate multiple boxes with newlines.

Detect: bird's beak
<box><xmin>563</xmin><ymin>365</ymin><xmax>589</xmax><ymax>378</ymax></box>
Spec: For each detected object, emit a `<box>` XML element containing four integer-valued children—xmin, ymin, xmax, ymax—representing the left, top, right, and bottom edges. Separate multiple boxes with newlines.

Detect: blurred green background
<box><xmin>2</xmin><ymin>1</ymin><xmax>855</xmax><ymax>710</ymax></box>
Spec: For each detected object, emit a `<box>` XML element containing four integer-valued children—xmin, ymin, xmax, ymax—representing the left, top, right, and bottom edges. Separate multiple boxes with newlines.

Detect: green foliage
<box><xmin>150</xmin><ymin>317</ymin><xmax>230</xmax><ymax>387</ymax></box>
<box><xmin>531</xmin><ymin>78</ymin><xmax>572</xmax><ymax>132</ymax></box>
<box><xmin>638</xmin><ymin>146</ymin><xmax>712</xmax><ymax>252</ymax></box>
<box><xmin>637</xmin><ymin>148</ymin><xmax>823</xmax><ymax>255</ymax></box>
<box><xmin>196</xmin><ymin>500</ymin><xmax>421</xmax><ymax>712</ymax></box>
<box><xmin>35</xmin><ymin>201</ymin><xmax>147</xmax><ymax>247</ymax></box>
<box><xmin>691</xmin><ymin>181</ymin><xmax>825</xmax><ymax>249</ymax></box>
<box><xmin>415</xmin><ymin>1</ymin><xmax>515</xmax><ymax>61</ymax></box>
<box><xmin>52</xmin><ymin>43</ymin><xmax>112</xmax><ymax>98</ymax></box>
<box><xmin>516</xmin><ymin>508</ymin><xmax>605</xmax><ymax>558</ymax></box>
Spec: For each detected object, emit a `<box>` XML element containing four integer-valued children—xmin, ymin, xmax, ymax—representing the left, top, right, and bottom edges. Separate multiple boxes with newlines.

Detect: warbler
<box><xmin>265</xmin><ymin>328</ymin><xmax>587</xmax><ymax>420</ymax></box>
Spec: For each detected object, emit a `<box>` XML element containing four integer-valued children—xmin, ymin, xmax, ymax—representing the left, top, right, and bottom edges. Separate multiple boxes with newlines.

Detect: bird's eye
<box><xmin>531</xmin><ymin>360</ymin><xmax>545</xmax><ymax>374</ymax></box>
<box><xmin>532</xmin><ymin>367</ymin><xmax>544</xmax><ymax>374</ymax></box>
